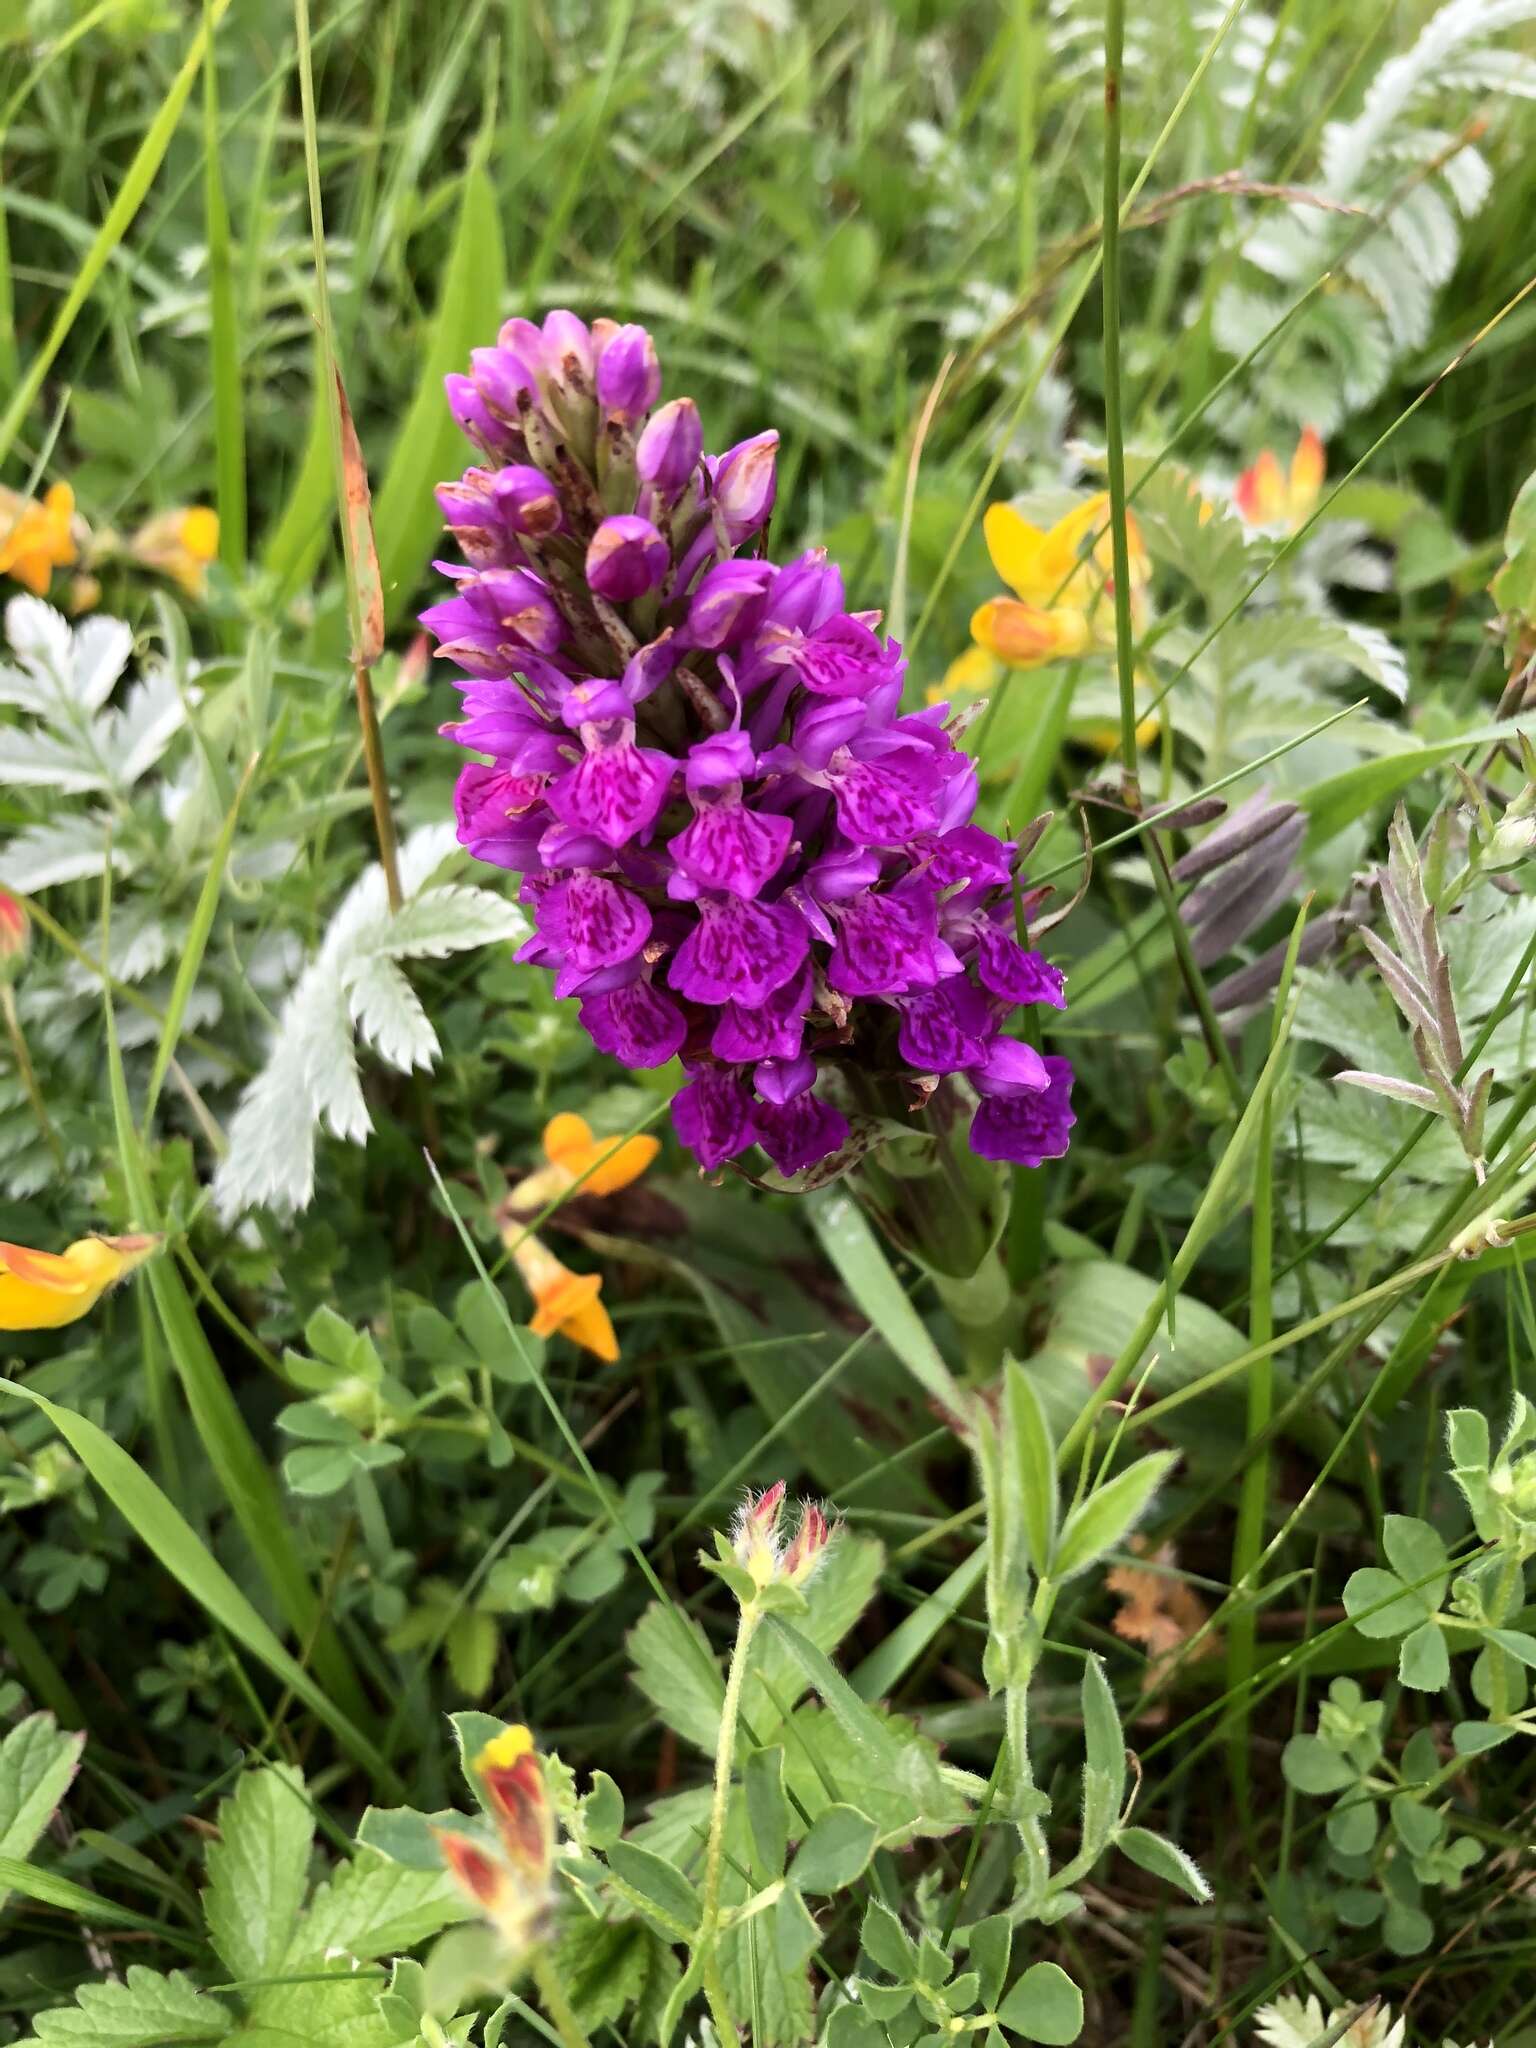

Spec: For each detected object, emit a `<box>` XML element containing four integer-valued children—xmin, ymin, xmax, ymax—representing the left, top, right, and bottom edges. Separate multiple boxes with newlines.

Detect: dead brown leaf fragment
<box><xmin>1106</xmin><ymin>1536</ymin><xmax>1222</xmax><ymax>1690</ymax></box>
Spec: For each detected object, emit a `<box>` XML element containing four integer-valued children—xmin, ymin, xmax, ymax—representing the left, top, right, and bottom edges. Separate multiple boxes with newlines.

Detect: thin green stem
<box><xmin>1100</xmin><ymin>0</ymin><xmax>1140</xmax><ymax>804</ymax></box>
<box><xmin>1147</xmin><ymin>836</ymin><xmax>1244</xmax><ymax>1115</ymax></box>
<box><xmin>1</xmin><ymin>982</ymin><xmax>63</xmax><ymax>1168</ymax></box>
<box><xmin>530</xmin><ymin>1944</ymin><xmax>594</xmax><ymax>2048</ymax></box>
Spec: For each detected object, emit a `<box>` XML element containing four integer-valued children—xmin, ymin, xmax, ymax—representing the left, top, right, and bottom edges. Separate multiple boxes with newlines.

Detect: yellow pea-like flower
<box><xmin>969</xmin><ymin>492</ymin><xmax>1151</xmax><ymax>674</ymax></box>
<box><xmin>540</xmin><ymin>1111</ymin><xmax>658</xmax><ymax>1196</ymax></box>
<box><xmin>0</xmin><ymin>1234</ymin><xmax>161</xmax><ymax>1332</ymax></box>
<box><xmin>0</xmin><ymin>483</ymin><xmax>80</xmax><ymax>598</ymax></box>
<box><xmin>128</xmin><ymin>506</ymin><xmax>220</xmax><ymax>598</ymax></box>
<box><xmin>505</xmin><ymin>1232</ymin><xmax>619</xmax><ymax>1364</ymax></box>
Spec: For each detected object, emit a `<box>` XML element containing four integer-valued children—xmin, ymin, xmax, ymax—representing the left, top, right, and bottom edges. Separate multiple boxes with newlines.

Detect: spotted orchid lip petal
<box><xmin>427</xmin><ymin>312</ymin><xmax>1076</xmax><ymax>1181</ymax></box>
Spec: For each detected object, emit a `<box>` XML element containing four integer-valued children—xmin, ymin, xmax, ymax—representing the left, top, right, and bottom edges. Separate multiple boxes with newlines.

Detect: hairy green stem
<box><xmin>698</xmin><ymin>1597</ymin><xmax>761</xmax><ymax>2044</ymax></box>
<box><xmin>530</xmin><ymin>1943</ymin><xmax>594</xmax><ymax>2048</ymax></box>
<box><xmin>1487</xmin><ymin>1551</ymin><xmax>1525</xmax><ymax>1724</ymax></box>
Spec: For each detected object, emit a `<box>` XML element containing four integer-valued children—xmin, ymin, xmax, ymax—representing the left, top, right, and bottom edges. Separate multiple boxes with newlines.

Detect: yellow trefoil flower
<box><xmin>932</xmin><ymin>643</ymin><xmax>1160</xmax><ymax>757</ymax></box>
<box><xmin>0</xmin><ymin>1234</ymin><xmax>161</xmax><ymax>1332</ymax></box>
<box><xmin>436</xmin><ymin>1723</ymin><xmax>554</xmax><ymax>1958</ymax></box>
<box><xmin>128</xmin><ymin>506</ymin><xmax>220</xmax><ymax>598</ymax></box>
<box><xmin>969</xmin><ymin>492</ymin><xmax>1151</xmax><ymax>672</ymax></box>
<box><xmin>0</xmin><ymin>483</ymin><xmax>80</xmax><ymax>597</ymax></box>
<box><xmin>1233</xmin><ymin>426</ymin><xmax>1324</xmax><ymax>532</ymax></box>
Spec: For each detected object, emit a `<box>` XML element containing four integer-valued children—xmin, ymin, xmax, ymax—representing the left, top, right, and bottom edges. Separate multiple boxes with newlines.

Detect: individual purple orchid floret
<box><xmin>425</xmin><ymin>309</ymin><xmax>1074</xmax><ymax>1178</ymax></box>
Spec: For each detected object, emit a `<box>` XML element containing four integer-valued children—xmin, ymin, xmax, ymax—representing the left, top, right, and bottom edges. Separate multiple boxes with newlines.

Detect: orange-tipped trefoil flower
<box><xmin>1233</xmin><ymin>427</ymin><xmax>1324</xmax><ymax>533</ymax></box>
<box><xmin>731</xmin><ymin>1481</ymin><xmax>835</xmax><ymax>1593</ymax></box>
<box><xmin>969</xmin><ymin>493</ymin><xmax>1151</xmax><ymax>674</ymax></box>
<box><xmin>436</xmin><ymin>1724</ymin><xmax>556</xmax><ymax>1959</ymax></box>
<box><xmin>500</xmin><ymin>1111</ymin><xmax>658</xmax><ymax>1364</ymax></box>
<box><xmin>0</xmin><ymin>484</ymin><xmax>81</xmax><ymax>597</ymax></box>
<box><xmin>0</xmin><ymin>1234</ymin><xmax>161</xmax><ymax>1332</ymax></box>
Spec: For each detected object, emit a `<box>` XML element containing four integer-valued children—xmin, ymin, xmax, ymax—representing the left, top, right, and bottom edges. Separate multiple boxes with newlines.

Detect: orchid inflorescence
<box><xmin>427</xmin><ymin>311</ymin><xmax>1074</xmax><ymax>1178</ymax></box>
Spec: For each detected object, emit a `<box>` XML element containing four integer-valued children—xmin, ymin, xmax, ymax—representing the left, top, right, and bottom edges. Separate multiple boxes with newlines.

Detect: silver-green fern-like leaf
<box><xmin>213</xmin><ymin>825</ymin><xmax>527</xmax><ymax>1221</ymax></box>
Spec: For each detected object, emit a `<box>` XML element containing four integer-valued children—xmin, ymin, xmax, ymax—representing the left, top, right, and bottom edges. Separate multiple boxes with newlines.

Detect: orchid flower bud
<box><xmin>445</xmin><ymin>373</ymin><xmax>515</xmax><ymax>458</ymax></box>
<box><xmin>586</xmin><ymin>515</ymin><xmax>669</xmax><ymax>602</ymax></box>
<box><xmin>714</xmin><ymin>430</ymin><xmax>778</xmax><ymax>544</ymax></box>
<box><xmin>471</xmin><ymin>344</ymin><xmax>540</xmax><ymax>424</ymax></box>
<box><xmin>540</xmin><ymin>310</ymin><xmax>594</xmax><ymax>395</ymax></box>
<box><xmin>682</xmin><ymin>559</ymin><xmax>774</xmax><ymax>648</ymax></box>
<box><xmin>636</xmin><ymin>398</ymin><xmax>703</xmax><ymax>496</ymax></box>
<box><xmin>490</xmin><ymin>464</ymin><xmax>565</xmax><ymax>537</ymax></box>
<box><xmin>596</xmin><ymin>323</ymin><xmax>661</xmax><ymax>416</ymax></box>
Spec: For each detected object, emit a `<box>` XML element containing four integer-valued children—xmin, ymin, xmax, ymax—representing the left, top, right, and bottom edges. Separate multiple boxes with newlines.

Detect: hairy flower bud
<box><xmin>636</xmin><ymin>397</ymin><xmax>703</xmax><ymax>496</ymax></box>
<box><xmin>0</xmin><ymin>888</ymin><xmax>29</xmax><ymax>983</ymax></box>
<box><xmin>585</xmin><ymin>514</ymin><xmax>669</xmax><ymax>602</ymax></box>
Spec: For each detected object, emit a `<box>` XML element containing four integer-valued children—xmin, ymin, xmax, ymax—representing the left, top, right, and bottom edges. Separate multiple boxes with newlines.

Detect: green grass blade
<box><xmin>103</xmin><ymin>977</ymin><xmax>373</xmax><ymax>1738</ymax></box>
<box><xmin>0</xmin><ymin>1854</ymin><xmax>179</xmax><ymax>1935</ymax></box>
<box><xmin>848</xmin><ymin>1546</ymin><xmax>987</xmax><ymax>1703</ymax></box>
<box><xmin>808</xmin><ymin>1189</ymin><xmax>967</xmax><ymax>1416</ymax></box>
<box><xmin>143</xmin><ymin>751</ymin><xmax>257</xmax><ymax>1130</ymax></box>
<box><xmin>0</xmin><ymin>0</ymin><xmax>230</xmax><ymax>475</ymax></box>
<box><xmin>262</xmin><ymin>336</ymin><xmax>333</xmax><ymax>600</ymax></box>
<box><xmin>202</xmin><ymin>0</ymin><xmax>245</xmax><ymax>573</ymax></box>
<box><xmin>1059</xmin><ymin>987</ymin><xmax>1302</xmax><ymax>1467</ymax></box>
<box><xmin>0</xmin><ymin>1379</ymin><xmax>395</xmax><ymax>1791</ymax></box>
<box><xmin>372</xmin><ymin>159</ymin><xmax>505</xmax><ymax>628</ymax></box>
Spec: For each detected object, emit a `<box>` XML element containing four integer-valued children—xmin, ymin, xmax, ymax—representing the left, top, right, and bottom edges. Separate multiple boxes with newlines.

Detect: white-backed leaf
<box><xmin>22</xmin><ymin>1965</ymin><xmax>231</xmax><ymax>2046</ymax></box>
<box><xmin>107</xmin><ymin>666</ymin><xmax>187</xmax><ymax>786</ymax></box>
<box><xmin>380</xmin><ymin>884</ymin><xmax>526</xmax><ymax>961</ymax></box>
<box><xmin>0</xmin><ymin>818</ymin><xmax>132</xmax><ymax>891</ymax></box>
<box><xmin>346</xmin><ymin>954</ymin><xmax>439</xmax><ymax>1072</ymax></box>
<box><xmin>1</xmin><ymin>727</ymin><xmax>107</xmax><ymax>793</ymax></box>
<box><xmin>0</xmin><ymin>1715</ymin><xmax>85</xmax><ymax>1912</ymax></box>
<box><xmin>204</xmin><ymin>1765</ymin><xmax>314</xmax><ymax>1982</ymax></box>
<box><xmin>5</xmin><ymin>594</ymin><xmax>71</xmax><ymax>686</ymax></box>
<box><xmin>71</xmin><ymin>615</ymin><xmax>134</xmax><ymax>712</ymax></box>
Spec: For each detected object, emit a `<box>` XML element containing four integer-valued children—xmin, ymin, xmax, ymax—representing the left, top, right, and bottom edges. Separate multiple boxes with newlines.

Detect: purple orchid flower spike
<box><xmin>424</xmin><ymin>311</ymin><xmax>1075</xmax><ymax>1184</ymax></box>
